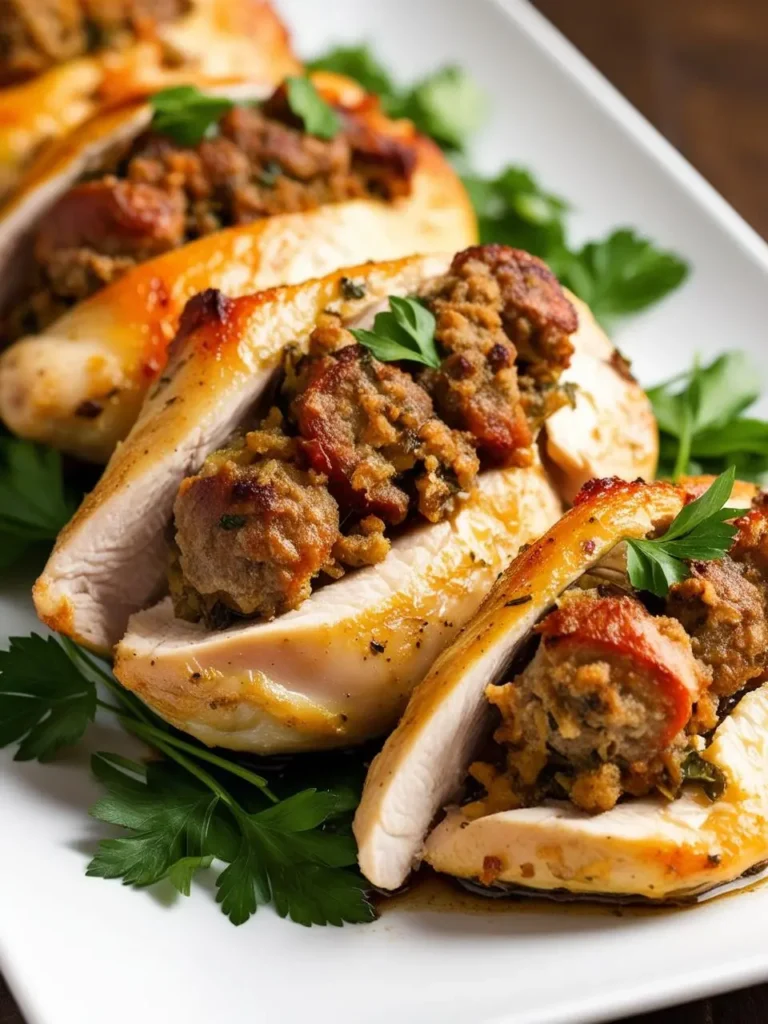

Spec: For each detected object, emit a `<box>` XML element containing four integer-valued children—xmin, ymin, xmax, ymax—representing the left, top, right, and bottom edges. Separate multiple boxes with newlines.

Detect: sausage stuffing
<box><xmin>467</xmin><ymin>495</ymin><xmax>768</xmax><ymax>816</ymax></box>
<box><xmin>5</xmin><ymin>84</ymin><xmax>416</xmax><ymax>341</ymax></box>
<box><xmin>170</xmin><ymin>246</ymin><xmax>576</xmax><ymax>628</ymax></box>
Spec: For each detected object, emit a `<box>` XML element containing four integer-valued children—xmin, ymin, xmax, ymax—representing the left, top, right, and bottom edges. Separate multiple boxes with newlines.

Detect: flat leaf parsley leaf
<box><xmin>216</xmin><ymin>790</ymin><xmax>370</xmax><ymax>927</ymax></box>
<box><xmin>0</xmin><ymin>436</ymin><xmax>74</xmax><ymax>557</ymax></box>
<box><xmin>558</xmin><ymin>228</ymin><xmax>689</xmax><ymax>328</ymax></box>
<box><xmin>149</xmin><ymin>86</ymin><xmax>235</xmax><ymax>146</ymax></box>
<box><xmin>351</xmin><ymin>296</ymin><xmax>440</xmax><ymax>368</ymax></box>
<box><xmin>0</xmin><ymin>632</ymin><xmax>375</xmax><ymax>926</ymax></box>
<box><xmin>285</xmin><ymin>76</ymin><xmax>341</xmax><ymax>140</ymax></box>
<box><xmin>309</xmin><ymin>45</ymin><xmax>485</xmax><ymax>151</ymax></box>
<box><xmin>647</xmin><ymin>351</ymin><xmax>768</xmax><ymax>481</ymax></box>
<box><xmin>87</xmin><ymin>753</ymin><xmax>238</xmax><ymax>890</ymax></box>
<box><xmin>0</xmin><ymin>633</ymin><xmax>96</xmax><ymax>760</ymax></box>
<box><xmin>626</xmin><ymin>467</ymin><xmax>741</xmax><ymax>597</ymax></box>
<box><xmin>391</xmin><ymin>65</ymin><xmax>487</xmax><ymax>151</ymax></box>
<box><xmin>307</xmin><ymin>45</ymin><xmax>395</xmax><ymax>98</ymax></box>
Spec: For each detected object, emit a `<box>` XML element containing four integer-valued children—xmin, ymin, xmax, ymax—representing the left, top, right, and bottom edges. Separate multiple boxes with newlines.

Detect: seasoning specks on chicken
<box><xmin>170</xmin><ymin>245</ymin><xmax>577</xmax><ymax>629</ymax></box>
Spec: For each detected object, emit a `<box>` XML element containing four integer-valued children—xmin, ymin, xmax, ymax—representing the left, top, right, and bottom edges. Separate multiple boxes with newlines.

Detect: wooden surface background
<box><xmin>2</xmin><ymin>0</ymin><xmax>768</xmax><ymax>1021</ymax></box>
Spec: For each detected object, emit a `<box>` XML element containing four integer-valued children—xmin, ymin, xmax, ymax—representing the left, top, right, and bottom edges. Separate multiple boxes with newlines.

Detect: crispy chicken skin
<box><xmin>170</xmin><ymin>246</ymin><xmax>577</xmax><ymax>627</ymax></box>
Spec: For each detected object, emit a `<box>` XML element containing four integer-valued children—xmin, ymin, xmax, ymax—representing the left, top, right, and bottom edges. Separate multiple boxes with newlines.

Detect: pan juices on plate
<box><xmin>355</xmin><ymin>471</ymin><xmax>768</xmax><ymax>901</ymax></box>
<box><xmin>32</xmin><ymin>243</ymin><xmax>656</xmax><ymax>753</ymax></box>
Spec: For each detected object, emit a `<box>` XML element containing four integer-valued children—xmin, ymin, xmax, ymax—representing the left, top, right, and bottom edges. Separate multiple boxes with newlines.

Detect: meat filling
<box><xmin>6</xmin><ymin>85</ymin><xmax>416</xmax><ymax>341</ymax></box>
<box><xmin>0</xmin><ymin>0</ymin><xmax>190</xmax><ymax>85</ymax></box>
<box><xmin>468</xmin><ymin>496</ymin><xmax>768</xmax><ymax>817</ymax></box>
<box><xmin>170</xmin><ymin>246</ymin><xmax>576</xmax><ymax>628</ymax></box>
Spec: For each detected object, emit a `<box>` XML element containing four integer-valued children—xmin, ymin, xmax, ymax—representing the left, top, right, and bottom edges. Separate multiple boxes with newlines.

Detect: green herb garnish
<box><xmin>0</xmin><ymin>634</ymin><xmax>96</xmax><ymax>760</ymax></box>
<box><xmin>0</xmin><ymin>436</ymin><xmax>75</xmax><ymax>567</ymax></box>
<box><xmin>465</xmin><ymin>169</ymin><xmax>688</xmax><ymax>326</ymax></box>
<box><xmin>219</xmin><ymin>514</ymin><xmax>246</xmax><ymax>530</ymax></box>
<box><xmin>285</xmin><ymin>76</ymin><xmax>341</xmax><ymax>140</ymax></box>
<box><xmin>559</xmin><ymin>229</ymin><xmax>689</xmax><ymax>328</ymax></box>
<box><xmin>149</xmin><ymin>86</ymin><xmax>235</xmax><ymax>147</ymax></box>
<box><xmin>391</xmin><ymin>65</ymin><xmax>487</xmax><ymax>151</ymax></box>
<box><xmin>626</xmin><ymin>467</ymin><xmax>741</xmax><ymax>598</ymax></box>
<box><xmin>647</xmin><ymin>351</ymin><xmax>768</xmax><ymax>481</ymax></box>
<box><xmin>351</xmin><ymin>296</ymin><xmax>440</xmax><ymax>368</ymax></box>
<box><xmin>0</xmin><ymin>633</ymin><xmax>374</xmax><ymax>926</ymax></box>
<box><xmin>308</xmin><ymin>46</ymin><xmax>486</xmax><ymax>151</ymax></box>
<box><xmin>681</xmin><ymin>750</ymin><xmax>727</xmax><ymax>801</ymax></box>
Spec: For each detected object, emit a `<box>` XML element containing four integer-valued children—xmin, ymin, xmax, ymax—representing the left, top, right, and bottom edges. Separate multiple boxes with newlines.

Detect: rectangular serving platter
<box><xmin>3</xmin><ymin>2</ymin><xmax>768</xmax><ymax>1022</ymax></box>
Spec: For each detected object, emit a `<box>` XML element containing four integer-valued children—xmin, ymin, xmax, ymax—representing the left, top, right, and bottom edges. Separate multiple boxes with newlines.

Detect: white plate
<box><xmin>3</xmin><ymin>2</ymin><xmax>768</xmax><ymax>1023</ymax></box>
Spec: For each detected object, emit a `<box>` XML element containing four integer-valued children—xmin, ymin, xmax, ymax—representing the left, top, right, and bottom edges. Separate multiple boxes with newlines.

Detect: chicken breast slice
<box><xmin>354</xmin><ymin>479</ymin><xmax>686</xmax><ymax>890</ymax></box>
<box><xmin>424</xmin><ymin>681</ymin><xmax>768</xmax><ymax>900</ymax></box>
<box><xmin>0</xmin><ymin>75</ymin><xmax>476</xmax><ymax>462</ymax></box>
<box><xmin>115</xmin><ymin>463</ymin><xmax>562</xmax><ymax>752</ymax></box>
<box><xmin>544</xmin><ymin>296</ymin><xmax>658</xmax><ymax>500</ymax></box>
<box><xmin>33</xmin><ymin>254</ymin><xmax>451</xmax><ymax>651</ymax></box>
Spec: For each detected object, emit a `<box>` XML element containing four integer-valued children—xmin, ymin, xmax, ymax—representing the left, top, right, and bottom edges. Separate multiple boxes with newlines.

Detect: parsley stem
<box><xmin>121</xmin><ymin>718</ymin><xmax>279</xmax><ymax>803</ymax></box>
<box><xmin>673</xmin><ymin>401</ymin><xmax>693</xmax><ymax>480</ymax></box>
<box><xmin>61</xmin><ymin>637</ymin><xmax>157</xmax><ymax>727</ymax></box>
<box><xmin>123</xmin><ymin>720</ymin><xmax>235</xmax><ymax>806</ymax></box>
<box><xmin>95</xmin><ymin>698</ymin><xmax>125</xmax><ymax>716</ymax></box>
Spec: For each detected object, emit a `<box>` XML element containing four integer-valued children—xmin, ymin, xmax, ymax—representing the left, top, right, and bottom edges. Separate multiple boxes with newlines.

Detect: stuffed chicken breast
<box><xmin>34</xmin><ymin>245</ymin><xmax>656</xmax><ymax>752</ymax></box>
<box><xmin>0</xmin><ymin>0</ymin><xmax>298</xmax><ymax>198</ymax></box>
<box><xmin>0</xmin><ymin>72</ymin><xmax>476</xmax><ymax>462</ymax></box>
<box><xmin>355</xmin><ymin>474</ymin><xmax>768</xmax><ymax>901</ymax></box>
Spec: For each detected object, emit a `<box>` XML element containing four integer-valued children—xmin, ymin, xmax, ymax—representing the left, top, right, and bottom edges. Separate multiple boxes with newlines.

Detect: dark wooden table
<box><xmin>2</xmin><ymin>1</ymin><xmax>768</xmax><ymax>1022</ymax></box>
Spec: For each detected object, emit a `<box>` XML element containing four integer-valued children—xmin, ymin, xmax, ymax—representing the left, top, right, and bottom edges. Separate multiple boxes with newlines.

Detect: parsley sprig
<box><xmin>351</xmin><ymin>296</ymin><xmax>440</xmax><ymax>368</ymax></box>
<box><xmin>149</xmin><ymin>78</ymin><xmax>341</xmax><ymax>149</ymax></box>
<box><xmin>149</xmin><ymin>86</ymin><xmax>235</xmax><ymax>146</ymax></box>
<box><xmin>285</xmin><ymin>76</ymin><xmax>341</xmax><ymax>140</ymax></box>
<box><xmin>626</xmin><ymin>467</ymin><xmax>741</xmax><ymax>597</ymax></box>
<box><xmin>0</xmin><ymin>435</ymin><xmax>75</xmax><ymax>567</ymax></box>
<box><xmin>0</xmin><ymin>633</ymin><xmax>374</xmax><ymax>927</ymax></box>
<box><xmin>308</xmin><ymin>47</ymin><xmax>486</xmax><ymax>151</ymax></box>
<box><xmin>647</xmin><ymin>351</ymin><xmax>768</xmax><ymax>481</ymax></box>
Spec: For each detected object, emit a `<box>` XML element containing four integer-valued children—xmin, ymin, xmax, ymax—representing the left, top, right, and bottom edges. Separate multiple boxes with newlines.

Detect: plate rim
<box><xmin>3</xmin><ymin>2</ymin><xmax>768</xmax><ymax>1023</ymax></box>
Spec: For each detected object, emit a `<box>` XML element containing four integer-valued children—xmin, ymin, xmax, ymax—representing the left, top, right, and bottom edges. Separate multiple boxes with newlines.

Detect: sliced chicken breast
<box><xmin>33</xmin><ymin>253</ymin><xmax>452</xmax><ymax>651</ymax></box>
<box><xmin>545</xmin><ymin>297</ymin><xmax>657</xmax><ymax>501</ymax></box>
<box><xmin>115</xmin><ymin>462</ymin><xmax>562</xmax><ymax>752</ymax></box>
<box><xmin>424</xmin><ymin>681</ymin><xmax>768</xmax><ymax>900</ymax></box>
<box><xmin>354</xmin><ymin>479</ymin><xmax>688</xmax><ymax>890</ymax></box>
